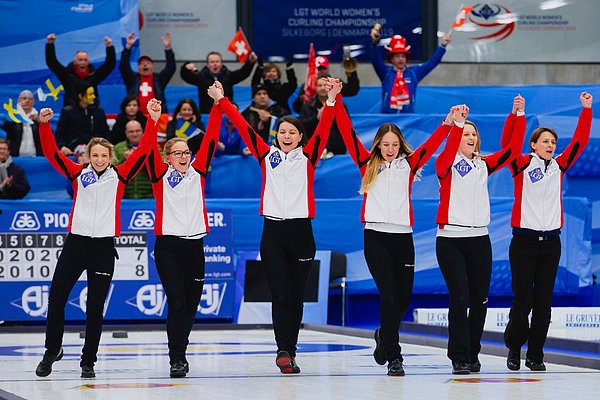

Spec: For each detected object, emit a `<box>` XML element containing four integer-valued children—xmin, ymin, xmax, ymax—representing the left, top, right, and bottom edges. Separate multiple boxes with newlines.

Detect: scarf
<box><xmin>0</xmin><ymin>155</ymin><xmax>13</xmax><ymax>184</ymax></box>
<box><xmin>390</xmin><ymin>69</ymin><xmax>410</xmax><ymax>110</ymax></box>
<box><xmin>74</xmin><ymin>66</ymin><xmax>89</xmax><ymax>79</ymax></box>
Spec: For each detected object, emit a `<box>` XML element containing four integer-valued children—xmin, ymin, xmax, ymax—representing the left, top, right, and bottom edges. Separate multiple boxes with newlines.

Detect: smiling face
<box><xmin>459</xmin><ymin>123</ymin><xmax>479</xmax><ymax>159</ymax></box>
<box><xmin>207</xmin><ymin>54</ymin><xmax>223</xmax><ymax>75</ymax></box>
<box><xmin>390</xmin><ymin>52</ymin><xmax>407</xmax><ymax>70</ymax></box>
<box><xmin>178</xmin><ymin>103</ymin><xmax>195</xmax><ymax>121</ymax></box>
<box><xmin>276</xmin><ymin>121</ymin><xmax>303</xmax><ymax>154</ymax></box>
<box><xmin>531</xmin><ymin>130</ymin><xmax>557</xmax><ymax>160</ymax></box>
<box><xmin>89</xmin><ymin>144</ymin><xmax>111</xmax><ymax>172</ymax></box>
<box><xmin>165</xmin><ymin>140</ymin><xmax>191</xmax><ymax>173</ymax></box>
<box><xmin>125</xmin><ymin>99</ymin><xmax>139</xmax><ymax>118</ymax></box>
<box><xmin>264</xmin><ymin>66</ymin><xmax>279</xmax><ymax>80</ymax></box>
<box><xmin>378</xmin><ymin>131</ymin><xmax>401</xmax><ymax>163</ymax></box>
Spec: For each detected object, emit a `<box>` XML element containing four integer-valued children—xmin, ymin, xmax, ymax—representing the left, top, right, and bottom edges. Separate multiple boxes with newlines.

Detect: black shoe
<box><xmin>469</xmin><ymin>358</ymin><xmax>481</xmax><ymax>373</ymax></box>
<box><xmin>387</xmin><ymin>359</ymin><xmax>405</xmax><ymax>377</ymax></box>
<box><xmin>35</xmin><ymin>348</ymin><xmax>64</xmax><ymax>377</ymax></box>
<box><xmin>525</xmin><ymin>359</ymin><xmax>546</xmax><ymax>371</ymax></box>
<box><xmin>183</xmin><ymin>361</ymin><xmax>190</xmax><ymax>374</ymax></box>
<box><xmin>507</xmin><ymin>349</ymin><xmax>521</xmax><ymax>371</ymax></box>
<box><xmin>81</xmin><ymin>365</ymin><xmax>95</xmax><ymax>379</ymax></box>
<box><xmin>290</xmin><ymin>358</ymin><xmax>301</xmax><ymax>374</ymax></box>
<box><xmin>373</xmin><ymin>328</ymin><xmax>386</xmax><ymax>366</ymax></box>
<box><xmin>276</xmin><ymin>350</ymin><xmax>296</xmax><ymax>374</ymax></box>
<box><xmin>170</xmin><ymin>360</ymin><xmax>187</xmax><ymax>378</ymax></box>
<box><xmin>452</xmin><ymin>361</ymin><xmax>471</xmax><ymax>375</ymax></box>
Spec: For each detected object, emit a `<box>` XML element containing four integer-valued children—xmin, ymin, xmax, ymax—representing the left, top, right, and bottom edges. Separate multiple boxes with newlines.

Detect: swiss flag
<box><xmin>303</xmin><ymin>43</ymin><xmax>317</xmax><ymax>102</ymax></box>
<box><xmin>452</xmin><ymin>6</ymin><xmax>474</xmax><ymax>28</ymax></box>
<box><xmin>227</xmin><ymin>27</ymin><xmax>251</xmax><ymax>63</ymax></box>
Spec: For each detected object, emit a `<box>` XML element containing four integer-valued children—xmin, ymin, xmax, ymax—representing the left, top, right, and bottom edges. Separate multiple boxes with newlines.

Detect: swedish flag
<box><xmin>175</xmin><ymin>118</ymin><xmax>202</xmax><ymax>140</ymax></box>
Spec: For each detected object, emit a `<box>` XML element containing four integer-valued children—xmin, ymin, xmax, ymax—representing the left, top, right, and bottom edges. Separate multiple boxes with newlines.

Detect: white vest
<box><xmin>364</xmin><ymin>157</ymin><xmax>412</xmax><ymax>226</ymax></box>
<box><xmin>446</xmin><ymin>153</ymin><xmax>490</xmax><ymax>227</ymax></box>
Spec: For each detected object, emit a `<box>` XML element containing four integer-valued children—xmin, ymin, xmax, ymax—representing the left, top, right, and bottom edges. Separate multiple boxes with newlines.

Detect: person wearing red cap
<box><xmin>370</xmin><ymin>29</ymin><xmax>450</xmax><ymax>113</ymax></box>
<box><xmin>120</xmin><ymin>32</ymin><xmax>176</xmax><ymax>114</ymax></box>
<box><xmin>292</xmin><ymin>54</ymin><xmax>360</xmax><ymax>114</ymax></box>
<box><xmin>45</xmin><ymin>33</ymin><xmax>116</xmax><ymax>108</ymax></box>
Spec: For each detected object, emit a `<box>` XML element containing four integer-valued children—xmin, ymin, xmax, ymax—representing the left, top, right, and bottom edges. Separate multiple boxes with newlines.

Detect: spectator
<box><xmin>114</xmin><ymin>120</ymin><xmax>153</xmax><ymax>199</ymax></box>
<box><xmin>54</xmin><ymin>84</ymin><xmax>109</xmax><ymax>155</ymax></box>
<box><xmin>251</xmin><ymin>57</ymin><xmax>297</xmax><ymax>114</ymax></box>
<box><xmin>300</xmin><ymin>77</ymin><xmax>349</xmax><ymax>156</ymax></box>
<box><xmin>292</xmin><ymin>54</ymin><xmax>360</xmax><ymax>113</ymax></box>
<box><xmin>241</xmin><ymin>84</ymin><xmax>289</xmax><ymax>144</ymax></box>
<box><xmin>166</xmin><ymin>98</ymin><xmax>205</xmax><ymax>154</ymax></box>
<box><xmin>370</xmin><ymin>28</ymin><xmax>450</xmax><ymax>113</ymax></box>
<box><xmin>1</xmin><ymin>90</ymin><xmax>42</xmax><ymax>156</ymax></box>
<box><xmin>181</xmin><ymin>51</ymin><xmax>257</xmax><ymax>114</ymax></box>
<box><xmin>110</xmin><ymin>95</ymin><xmax>147</xmax><ymax>144</ymax></box>
<box><xmin>120</xmin><ymin>32</ymin><xmax>175</xmax><ymax>114</ymax></box>
<box><xmin>0</xmin><ymin>139</ymin><xmax>30</xmax><ymax>199</ymax></box>
<box><xmin>45</xmin><ymin>33</ymin><xmax>115</xmax><ymax>107</ymax></box>
<box><xmin>216</xmin><ymin>102</ymin><xmax>250</xmax><ymax>157</ymax></box>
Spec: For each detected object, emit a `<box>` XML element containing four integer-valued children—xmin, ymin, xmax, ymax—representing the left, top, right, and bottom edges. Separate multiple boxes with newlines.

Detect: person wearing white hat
<box><xmin>370</xmin><ymin>28</ymin><xmax>450</xmax><ymax>113</ymax></box>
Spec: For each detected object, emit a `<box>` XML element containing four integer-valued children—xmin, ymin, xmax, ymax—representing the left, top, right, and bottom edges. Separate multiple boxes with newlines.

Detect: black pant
<box><xmin>436</xmin><ymin>235</ymin><xmax>492</xmax><ymax>363</ymax></box>
<box><xmin>154</xmin><ymin>235</ymin><xmax>205</xmax><ymax>364</ymax></box>
<box><xmin>504</xmin><ymin>235</ymin><xmax>560</xmax><ymax>363</ymax></box>
<box><xmin>260</xmin><ymin>218</ymin><xmax>316</xmax><ymax>358</ymax></box>
<box><xmin>44</xmin><ymin>234</ymin><xmax>115</xmax><ymax>367</ymax></box>
<box><xmin>363</xmin><ymin>229</ymin><xmax>414</xmax><ymax>362</ymax></box>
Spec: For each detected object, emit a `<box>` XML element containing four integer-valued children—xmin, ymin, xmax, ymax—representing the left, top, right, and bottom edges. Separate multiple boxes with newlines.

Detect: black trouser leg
<box><xmin>364</xmin><ymin>229</ymin><xmax>414</xmax><ymax>362</ymax></box>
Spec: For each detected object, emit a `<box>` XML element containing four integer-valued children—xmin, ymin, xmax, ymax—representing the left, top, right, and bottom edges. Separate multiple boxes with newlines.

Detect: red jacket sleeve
<box><xmin>303</xmin><ymin>94</ymin><xmax>338</xmax><ymax>168</ymax></box>
<box><xmin>407</xmin><ymin>122</ymin><xmax>452</xmax><ymax>173</ymax></box>
<box><xmin>484</xmin><ymin>113</ymin><xmax>526</xmax><ymax>175</ymax></box>
<box><xmin>115</xmin><ymin>119</ymin><xmax>157</xmax><ymax>183</ymax></box>
<box><xmin>556</xmin><ymin>106</ymin><xmax>592</xmax><ymax>171</ymax></box>
<box><xmin>39</xmin><ymin>122</ymin><xmax>82</xmax><ymax>180</ymax></box>
<box><xmin>334</xmin><ymin>99</ymin><xmax>370</xmax><ymax>175</ymax></box>
<box><xmin>218</xmin><ymin>97</ymin><xmax>270</xmax><ymax>162</ymax></box>
<box><xmin>435</xmin><ymin>123</ymin><xmax>464</xmax><ymax>178</ymax></box>
<box><xmin>191</xmin><ymin>105</ymin><xmax>222</xmax><ymax>175</ymax></box>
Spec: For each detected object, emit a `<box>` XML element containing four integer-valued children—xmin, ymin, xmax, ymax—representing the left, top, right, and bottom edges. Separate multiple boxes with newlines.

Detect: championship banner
<box><xmin>0</xmin><ymin>201</ymin><xmax>235</xmax><ymax>322</ymax></box>
<box><xmin>252</xmin><ymin>0</ymin><xmax>423</xmax><ymax>61</ymax></box>
<box><xmin>139</xmin><ymin>0</ymin><xmax>236</xmax><ymax>61</ymax></box>
<box><xmin>439</xmin><ymin>0</ymin><xmax>600</xmax><ymax>62</ymax></box>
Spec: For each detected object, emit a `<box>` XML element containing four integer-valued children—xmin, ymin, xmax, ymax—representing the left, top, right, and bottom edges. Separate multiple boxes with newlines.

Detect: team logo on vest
<box><xmin>129</xmin><ymin>210</ymin><xmax>155</xmax><ymax>230</ymax></box>
<box><xmin>126</xmin><ymin>284</ymin><xmax>167</xmax><ymax>316</ymax></box>
<box><xmin>454</xmin><ymin>159</ymin><xmax>472</xmax><ymax>177</ymax></box>
<box><xmin>10</xmin><ymin>285</ymin><xmax>49</xmax><ymax>317</ymax></box>
<box><xmin>528</xmin><ymin>167</ymin><xmax>544</xmax><ymax>183</ymax></box>
<box><xmin>80</xmin><ymin>171</ymin><xmax>97</xmax><ymax>188</ymax></box>
<box><xmin>269</xmin><ymin>151</ymin><xmax>282</xmax><ymax>169</ymax></box>
<box><xmin>167</xmin><ymin>170</ymin><xmax>183</xmax><ymax>188</ymax></box>
<box><xmin>10</xmin><ymin>211</ymin><xmax>41</xmax><ymax>231</ymax></box>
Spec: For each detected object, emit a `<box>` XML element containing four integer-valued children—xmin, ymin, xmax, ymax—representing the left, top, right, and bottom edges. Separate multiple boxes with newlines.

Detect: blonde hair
<box><xmin>86</xmin><ymin>137</ymin><xmax>114</xmax><ymax>163</ymax></box>
<box><xmin>163</xmin><ymin>137</ymin><xmax>188</xmax><ymax>155</ymax></box>
<box><xmin>359</xmin><ymin>124</ymin><xmax>413</xmax><ymax>194</ymax></box>
<box><xmin>464</xmin><ymin>120</ymin><xmax>482</xmax><ymax>158</ymax></box>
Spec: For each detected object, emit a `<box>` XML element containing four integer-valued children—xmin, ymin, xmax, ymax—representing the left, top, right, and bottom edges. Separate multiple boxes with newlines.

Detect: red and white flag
<box><xmin>304</xmin><ymin>43</ymin><xmax>317</xmax><ymax>102</ymax></box>
<box><xmin>227</xmin><ymin>27</ymin><xmax>251</xmax><ymax>63</ymax></box>
<box><xmin>452</xmin><ymin>6</ymin><xmax>474</xmax><ymax>28</ymax></box>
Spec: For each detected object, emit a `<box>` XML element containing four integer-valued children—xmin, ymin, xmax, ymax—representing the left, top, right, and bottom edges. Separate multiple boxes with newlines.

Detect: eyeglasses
<box><xmin>167</xmin><ymin>150</ymin><xmax>191</xmax><ymax>158</ymax></box>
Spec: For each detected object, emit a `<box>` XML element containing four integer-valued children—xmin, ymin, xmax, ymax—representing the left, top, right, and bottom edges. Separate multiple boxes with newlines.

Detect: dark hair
<box><xmin>0</xmin><ymin>138</ymin><xmax>9</xmax><ymax>146</ymax></box>
<box><xmin>206</xmin><ymin>51</ymin><xmax>222</xmax><ymax>63</ymax></box>
<box><xmin>273</xmin><ymin>116</ymin><xmax>307</xmax><ymax>148</ymax></box>
<box><xmin>119</xmin><ymin>95</ymin><xmax>139</xmax><ymax>113</ymax></box>
<box><xmin>75</xmin><ymin>82</ymin><xmax>93</xmax><ymax>98</ymax></box>
<box><xmin>173</xmin><ymin>98</ymin><xmax>200</xmax><ymax>122</ymax></box>
<box><xmin>529</xmin><ymin>127</ymin><xmax>558</xmax><ymax>151</ymax></box>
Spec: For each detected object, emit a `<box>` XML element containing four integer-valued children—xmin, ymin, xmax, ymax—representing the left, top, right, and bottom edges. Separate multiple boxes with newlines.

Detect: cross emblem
<box><xmin>139</xmin><ymin>82</ymin><xmax>153</xmax><ymax>97</ymax></box>
<box><xmin>235</xmin><ymin>41</ymin><xmax>248</xmax><ymax>56</ymax></box>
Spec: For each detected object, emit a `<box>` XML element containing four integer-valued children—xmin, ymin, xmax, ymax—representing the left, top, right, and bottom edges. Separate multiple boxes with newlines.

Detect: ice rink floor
<box><xmin>0</xmin><ymin>327</ymin><xmax>599</xmax><ymax>400</ymax></box>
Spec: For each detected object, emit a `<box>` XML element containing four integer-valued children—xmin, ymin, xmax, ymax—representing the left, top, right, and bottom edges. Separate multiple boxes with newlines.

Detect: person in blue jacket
<box><xmin>370</xmin><ymin>27</ymin><xmax>450</xmax><ymax>113</ymax></box>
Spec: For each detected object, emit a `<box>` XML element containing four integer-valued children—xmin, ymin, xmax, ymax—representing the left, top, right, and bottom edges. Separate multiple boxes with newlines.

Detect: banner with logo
<box><xmin>138</xmin><ymin>0</ymin><xmax>236</xmax><ymax>61</ymax></box>
<box><xmin>439</xmin><ymin>0</ymin><xmax>600</xmax><ymax>62</ymax></box>
<box><xmin>0</xmin><ymin>201</ymin><xmax>234</xmax><ymax>322</ymax></box>
<box><xmin>252</xmin><ymin>0</ymin><xmax>423</xmax><ymax>61</ymax></box>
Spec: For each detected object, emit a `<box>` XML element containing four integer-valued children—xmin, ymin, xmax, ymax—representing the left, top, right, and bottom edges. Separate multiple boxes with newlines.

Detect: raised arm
<box><xmin>158</xmin><ymin>33</ymin><xmax>176</xmax><ymax>87</ymax></box>
<box><xmin>411</xmin><ymin>44</ymin><xmax>447</xmax><ymax>82</ymax></box>
<box><xmin>45</xmin><ymin>34</ymin><xmax>69</xmax><ymax>83</ymax></box>
<box><xmin>334</xmin><ymin>98</ymin><xmax>370</xmax><ymax>173</ymax></box>
<box><xmin>436</xmin><ymin>105</ymin><xmax>468</xmax><ymax>178</ymax></box>
<box><xmin>556</xmin><ymin>92</ymin><xmax>593</xmax><ymax>171</ymax></box>
<box><xmin>38</xmin><ymin>108</ymin><xmax>81</xmax><ymax>180</ymax></box>
<box><xmin>191</xmin><ymin>103</ymin><xmax>222</xmax><ymax>175</ymax></box>
<box><xmin>115</xmin><ymin>99</ymin><xmax>160</xmax><ymax>182</ymax></box>
<box><xmin>303</xmin><ymin>78</ymin><xmax>341</xmax><ymax>168</ymax></box>
<box><xmin>119</xmin><ymin>33</ymin><xmax>137</xmax><ymax>89</ymax></box>
<box><xmin>407</xmin><ymin>110</ymin><xmax>454</xmax><ymax>173</ymax></box>
<box><xmin>230</xmin><ymin>53</ymin><xmax>257</xmax><ymax>84</ymax></box>
<box><xmin>92</xmin><ymin>37</ymin><xmax>116</xmax><ymax>83</ymax></box>
<box><xmin>208</xmin><ymin>81</ymin><xmax>270</xmax><ymax>161</ymax></box>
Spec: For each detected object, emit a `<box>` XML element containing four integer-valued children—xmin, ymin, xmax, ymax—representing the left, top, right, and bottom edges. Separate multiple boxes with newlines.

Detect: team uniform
<box><xmin>503</xmin><ymin>106</ymin><xmax>592</xmax><ymax>365</ymax></box>
<box><xmin>217</xmin><ymin>96</ymin><xmax>335</xmax><ymax>368</ymax></box>
<box><xmin>335</xmin><ymin>101</ymin><xmax>456</xmax><ymax>367</ymax></box>
<box><xmin>38</xmin><ymin>120</ymin><xmax>156</xmax><ymax>370</ymax></box>
<box><xmin>435</xmin><ymin>113</ymin><xmax>526</xmax><ymax>370</ymax></box>
<box><xmin>146</xmin><ymin>106</ymin><xmax>221</xmax><ymax>372</ymax></box>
